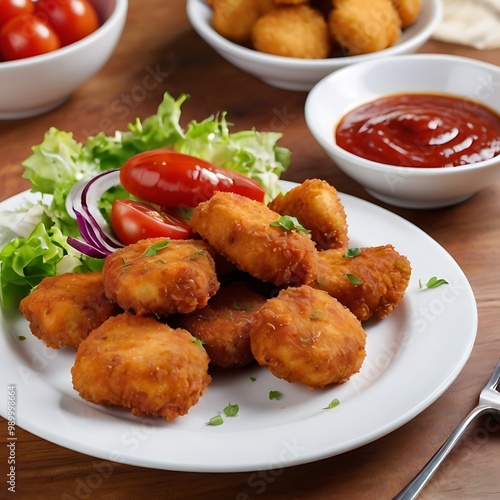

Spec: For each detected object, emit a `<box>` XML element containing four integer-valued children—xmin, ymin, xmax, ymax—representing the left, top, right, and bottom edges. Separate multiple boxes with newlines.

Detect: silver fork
<box><xmin>394</xmin><ymin>358</ymin><xmax>500</xmax><ymax>500</ymax></box>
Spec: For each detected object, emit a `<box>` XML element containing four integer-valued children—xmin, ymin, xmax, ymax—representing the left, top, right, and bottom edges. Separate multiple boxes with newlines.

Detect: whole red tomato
<box><xmin>0</xmin><ymin>14</ymin><xmax>61</xmax><ymax>61</ymax></box>
<box><xmin>35</xmin><ymin>0</ymin><xmax>99</xmax><ymax>47</ymax></box>
<box><xmin>0</xmin><ymin>0</ymin><xmax>34</xmax><ymax>29</ymax></box>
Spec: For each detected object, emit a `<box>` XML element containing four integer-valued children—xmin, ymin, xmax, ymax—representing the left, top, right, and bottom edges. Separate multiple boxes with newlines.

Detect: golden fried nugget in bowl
<box><xmin>328</xmin><ymin>0</ymin><xmax>401</xmax><ymax>55</ymax></box>
<box><xmin>211</xmin><ymin>0</ymin><xmax>273</xmax><ymax>44</ymax></box>
<box><xmin>19</xmin><ymin>272</ymin><xmax>121</xmax><ymax>349</ymax></box>
<box><xmin>186</xmin><ymin>0</ymin><xmax>441</xmax><ymax>91</ymax></box>
<box><xmin>312</xmin><ymin>245</ymin><xmax>412</xmax><ymax>321</ymax></box>
<box><xmin>102</xmin><ymin>238</ymin><xmax>219</xmax><ymax>317</ymax></box>
<box><xmin>177</xmin><ymin>281</ymin><xmax>267</xmax><ymax>368</ymax></box>
<box><xmin>268</xmin><ymin>178</ymin><xmax>349</xmax><ymax>251</ymax></box>
<box><xmin>252</xmin><ymin>5</ymin><xmax>331</xmax><ymax>59</ymax></box>
<box><xmin>190</xmin><ymin>192</ymin><xmax>318</xmax><ymax>287</ymax></box>
<box><xmin>392</xmin><ymin>0</ymin><xmax>421</xmax><ymax>28</ymax></box>
<box><xmin>71</xmin><ymin>312</ymin><xmax>211</xmax><ymax>420</ymax></box>
<box><xmin>250</xmin><ymin>285</ymin><xmax>367</xmax><ymax>388</ymax></box>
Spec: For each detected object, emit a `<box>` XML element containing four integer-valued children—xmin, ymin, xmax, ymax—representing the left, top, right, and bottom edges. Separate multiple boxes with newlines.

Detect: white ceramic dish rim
<box><xmin>0</xmin><ymin>183</ymin><xmax>477</xmax><ymax>472</ymax></box>
<box><xmin>186</xmin><ymin>0</ymin><xmax>443</xmax><ymax>69</ymax></box>
<box><xmin>0</xmin><ymin>0</ymin><xmax>128</xmax><ymax>70</ymax></box>
<box><xmin>305</xmin><ymin>53</ymin><xmax>500</xmax><ymax>177</ymax></box>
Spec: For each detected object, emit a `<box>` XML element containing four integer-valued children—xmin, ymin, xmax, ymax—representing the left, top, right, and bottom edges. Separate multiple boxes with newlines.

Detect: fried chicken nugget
<box><xmin>71</xmin><ymin>312</ymin><xmax>211</xmax><ymax>420</ymax></box>
<box><xmin>212</xmin><ymin>0</ymin><xmax>274</xmax><ymax>44</ymax></box>
<box><xmin>250</xmin><ymin>285</ymin><xmax>366</xmax><ymax>388</ymax></box>
<box><xmin>19</xmin><ymin>272</ymin><xmax>121</xmax><ymax>349</ymax></box>
<box><xmin>312</xmin><ymin>244</ymin><xmax>411</xmax><ymax>321</ymax></box>
<box><xmin>177</xmin><ymin>281</ymin><xmax>266</xmax><ymax>368</ymax></box>
<box><xmin>274</xmin><ymin>0</ymin><xmax>309</xmax><ymax>4</ymax></box>
<box><xmin>329</xmin><ymin>0</ymin><xmax>401</xmax><ymax>55</ymax></box>
<box><xmin>190</xmin><ymin>192</ymin><xmax>319</xmax><ymax>287</ymax></box>
<box><xmin>102</xmin><ymin>238</ymin><xmax>219</xmax><ymax>317</ymax></box>
<box><xmin>391</xmin><ymin>0</ymin><xmax>421</xmax><ymax>28</ymax></box>
<box><xmin>252</xmin><ymin>5</ymin><xmax>331</xmax><ymax>59</ymax></box>
<box><xmin>268</xmin><ymin>179</ymin><xmax>349</xmax><ymax>251</ymax></box>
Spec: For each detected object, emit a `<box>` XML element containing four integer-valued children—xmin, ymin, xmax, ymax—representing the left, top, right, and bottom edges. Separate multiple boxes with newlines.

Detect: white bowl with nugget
<box><xmin>305</xmin><ymin>54</ymin><xmax>500</xmax><ymax>209</ymax></box>
<box><xmin>186</xmin><ymin>0</ymin><xmax>442</xmax><ymax>91</ymax></box>
<box><xmin>0</xmin><ymin>0</ymin><xmax>128</xmax><ymax>119</ymax></box>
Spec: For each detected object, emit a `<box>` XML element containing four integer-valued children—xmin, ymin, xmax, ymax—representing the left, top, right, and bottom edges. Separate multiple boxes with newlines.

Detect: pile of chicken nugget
<box><xmin>19</xmin><ymin>179</ymin><xmax>411</xmax><ymax>421</ymax></box>
<box><xmin>209</xmin><ymin>0</ymin><xmax>421</xmax><ymax>58</ymax></box>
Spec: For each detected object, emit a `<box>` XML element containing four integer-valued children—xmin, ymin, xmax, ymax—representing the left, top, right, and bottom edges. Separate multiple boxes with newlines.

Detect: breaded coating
<box><xmin>177</xmin><ymin>281</ymin><xmax>266</xmax><ymax>368</ymax></box>
<box><xmin>390</xmin><ymin>0</ymin><xmax>421</xmax><ymax>28</ymax></box>
<box><xmin>252</xmin><ymin>5</ymin><xmax>331</xmax><ymax>59</ymax></box>
<box><xmin>312</xmin><ymin>245</ymin><xmax>411</xmax><ymax>321</ymax></box>
<box><xmin>19</xmin><ymin>272</ymin><xmax>121</xmax><ymax>349</ymax></box>
<box><xmin>250</xmin><ymin>285</ymin><xmax>366</xmax><ymax>388</ymax></box>
<box><xmin>190</xmin><ymin>192</ymin><xmax>319</xmax><ymax>287</ymax></box>
<box><xmin>329</xmin><ymin>0</ymin><xmax>401</xmax><ymax>55</ymax></box>
<box><xmin>212</xmin><ymin>0</ymin><xmax>274</xmax><ymax>44</ymax></box>
<box><xmin>71</xmin><ymin>312</ymin><xmax>211</xmax><ymax>420</ymax></box>
<box><xmin>268</xmin><ymin>179</ymin><xmax>349</xmax><ymax>251</ymax></box>
<box><xmin>102</xmin><ymin>238</ymin><xmax>219</xmax><ymax>317</ymax></box>
<box><xmin>274</xmin><ymin>0</ymin><xmax>309</xmax><ymax>4</ymax></box>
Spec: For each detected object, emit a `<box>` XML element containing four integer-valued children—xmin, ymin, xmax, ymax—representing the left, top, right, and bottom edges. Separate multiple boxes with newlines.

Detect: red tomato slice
<box><xmin>120</xmin><ymin>150</ymin><xmax>266</xmax><ymax>208</ymax></box>
<box><xmin>111</xmin><ymin>199</ymin><xmax>192</xmax><ymax>245</ymax></box>
<box><xmin>35</xmin><ymin>0</ymin><xmax>99</xmax><ymax>47</ymax></box>
<box><xmin>0</xmin><ymin>0</ymin><xmax>34</xmax><ymax>29</ymax></box>
<box><xmin>0</xmin><ymin>14</ymin><xmax>60</xmax><ymax>61</ymax></box>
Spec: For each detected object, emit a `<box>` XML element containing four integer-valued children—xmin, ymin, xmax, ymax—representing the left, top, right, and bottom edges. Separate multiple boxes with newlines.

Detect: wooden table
<box><xmin>1</xmin><ymin>1</ymin><xmax>499</xmax><ymax>498</ymax></box>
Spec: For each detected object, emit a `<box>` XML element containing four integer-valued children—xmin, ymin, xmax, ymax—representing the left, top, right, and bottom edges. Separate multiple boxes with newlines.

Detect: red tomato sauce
<box><xmin>335</xmin><ymin>93</ymin><xmax>500</xmax><ymax>168</ymax></box>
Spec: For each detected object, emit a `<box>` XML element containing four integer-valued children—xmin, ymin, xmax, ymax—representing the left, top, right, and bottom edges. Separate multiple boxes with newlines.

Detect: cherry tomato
<box><xmin>120</xmin><ymin>150</ymin><xmax>266</xmax><ymax>208</ymax></box>
<box><xmin>0</xmin><ymin>0</ymin><xmax>34</xmax><ymax>29</ymax></box>
<box><xmin>110</xmin><ymin>199</ymin><xmax>192</xmax><ymax>245</ymax></box>
<box><xmin>0</xmin><ymin>14</ymin><xmax>60</xmax><ymax>61</ymax></box>
<box><xmin>35</xmin><ymin>0</ymin><xmax>99</xmax><ymax>47</ymax></box>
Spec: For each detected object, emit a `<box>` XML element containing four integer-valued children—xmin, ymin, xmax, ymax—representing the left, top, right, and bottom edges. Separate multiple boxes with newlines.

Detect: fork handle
<box><xmin>393</xmin><ymin>405</ymin><xmax>493</xmax><ymax>500</ymax></box>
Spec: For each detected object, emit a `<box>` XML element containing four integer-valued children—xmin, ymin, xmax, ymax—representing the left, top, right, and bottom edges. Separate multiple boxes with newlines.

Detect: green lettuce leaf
<box><xmin>0</xmin><ymin>223</ymin><xmax>100</xmax><ymax>311</ymax></box>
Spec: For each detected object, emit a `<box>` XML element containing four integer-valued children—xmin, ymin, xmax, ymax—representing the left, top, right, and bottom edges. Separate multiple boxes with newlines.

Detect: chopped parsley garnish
<box><xmin>420</xmin><ymin>276</ymin><xmax>449</xmax><ymax>289</ymax></box>
<box><xmin>192</xmin><ymin>337</ymin><xmax>204</xmax><ymax>349</ymax></box>
<box><xmin>223</xmin><ymin>403</ymin><xmax>239</xmax><ymax>417</ymax></box>
<box><xmin>232</xmin><ymin>301</ymin><xmax>253</xmax><ymax>311</ymax></box>
<box><xmin>206</xmin><ymin>403</ymin><xmax>240</xmax><ymax>426</ymax></box>
<box><xmin>144</xmin><ymin>239</ymin><xmax>169</xmax><ymax>256</ymax></box>
<box><xmin>18</xmin><ymin>336</ymin><xmax>26</xmax><ymax>341</ymax></box>
<box><xmin>250</xmin><ymin>376</ymin><xmax>257</xmax><ymax>382</ymax></box>
<box><xmin>269</xmin><ymin>390</ymin><xmax>282</xmax><ymax>400</ymax></box>
<box><xmin>206</xmin><ymin>415</ymin><xmax>223</xmax><ymax>426</ymax></box>
<box><xmin>323</xmin><ymin>398</ymin><xmax>341</xmax><ymax>410</ymax></box>
<box><xmin>309</xmin><ymin>310</ymin><xmax>323</xmax><ymax>320</ymax></box>
<box><xmin>345</xmin><ymin>273</ymin><xmax>363</xmax><ymax>286</ymax></box>
<box><xmin>270</xmin><ymin>215</ymin><xmax>310</xmax><ymax>234</ymax></box>
<box><xmin>344</xmin><ymin>248</ymin><xmax>360</xmax><ymax>258</ymax></box>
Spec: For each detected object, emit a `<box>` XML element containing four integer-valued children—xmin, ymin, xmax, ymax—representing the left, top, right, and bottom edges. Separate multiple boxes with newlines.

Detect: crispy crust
<box><xmin>268</xmin><ymin>178</ymin><xmax>349</xmax><ymax>251</ymax></box>
<box><xmin>101</xmin><ymin>238</ymin><xmax>219</xmax><ymax>317</ymax></box>
<box><xmin>190</xmin><ymin>191</ymin><xmax>319</xmax><ymax>287</ymax></box>
<box><xmin>250</xmin><ymin>285</ymin><xmax>367</xmax><ymax>388</ymax></box>
<box><xmin>71</xmin><ymin>312</ymin><xmax>211</xmax><ymax>420</ymax></box>
<box><xmin>19</xmin><ymin>272</ymin><xmax>121</xmax><ymax>349</ymax></box>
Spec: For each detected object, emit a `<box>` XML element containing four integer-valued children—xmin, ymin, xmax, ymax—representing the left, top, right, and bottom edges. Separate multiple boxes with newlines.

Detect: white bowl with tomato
<box><xmin>305</xmin><ymin>54</ymin><xmax>500</xmax><ymax>209</ymax></box>
<box><xmin>0</xmin><ymin>0</ymin><xmax>128</xmax><ymax>119</ymax></box>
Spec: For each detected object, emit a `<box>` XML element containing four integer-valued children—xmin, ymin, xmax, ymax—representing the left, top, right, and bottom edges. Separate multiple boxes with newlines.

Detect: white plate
<box><xmin>0</xmin><ymin>183</ymin><xmax>477</xmax><ymax>472</ymax></box>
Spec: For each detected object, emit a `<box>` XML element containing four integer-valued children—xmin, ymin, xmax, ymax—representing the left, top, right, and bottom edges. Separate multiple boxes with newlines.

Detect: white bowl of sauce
<box><xmin>305</xmin><ymin>54</ymin><xmax>500</xmax><ymax>208</ymax></box>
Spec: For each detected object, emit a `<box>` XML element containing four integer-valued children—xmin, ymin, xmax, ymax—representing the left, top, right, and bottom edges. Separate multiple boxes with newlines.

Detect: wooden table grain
<box><xmin>1</xmin><ymin>1</ymin><xmax>499</xmax><ymax>498</ymax></box>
